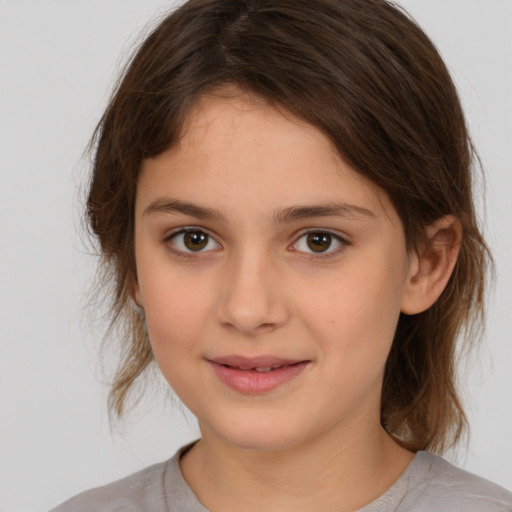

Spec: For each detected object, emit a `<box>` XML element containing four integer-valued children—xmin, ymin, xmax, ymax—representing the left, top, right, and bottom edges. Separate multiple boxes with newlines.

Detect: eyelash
<box><xmin>163</xmin><ymin>227</ymin><xmax>349</xmax><ymax>259</ymax></box>
<box><xmin>163</xmin><ymin>227</ymin><xmax>221</xmax><ymax>258</ymax></box>
<box><xmin>289</xmin><ymin>230</ymin><xmax>349</xmax><ymax>259</ymax></box>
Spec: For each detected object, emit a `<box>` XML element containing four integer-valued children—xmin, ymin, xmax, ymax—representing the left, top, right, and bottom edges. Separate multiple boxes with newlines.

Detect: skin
<box><xmin>133</xmin><ymin>93</ymin><xmax>461</xmax><ymax>512</ymax></box>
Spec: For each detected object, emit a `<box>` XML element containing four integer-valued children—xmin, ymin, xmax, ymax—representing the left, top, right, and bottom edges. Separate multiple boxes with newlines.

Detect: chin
<box><xmin>225</xmin><ymin>432</ymin><xmax>303</xmax><ymax>453</ymax></box>
<box><xmin>211</xmin><ymin>415</ymin><xmax>309</xmax><ymax>453</ymax></box>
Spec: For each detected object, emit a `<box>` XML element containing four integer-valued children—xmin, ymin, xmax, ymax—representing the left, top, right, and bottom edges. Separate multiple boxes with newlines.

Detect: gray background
<box><xmin>1</xmin><ymin>1</ymin><xmax>511</xmax><ymax>510</ymax></box>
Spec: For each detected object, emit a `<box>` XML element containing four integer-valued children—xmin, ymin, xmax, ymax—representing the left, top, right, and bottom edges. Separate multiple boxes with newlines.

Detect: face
<box><xmin>133</xmin><ymin>93</ymin><xmax>415</xmax><ymax>452</ymax></box>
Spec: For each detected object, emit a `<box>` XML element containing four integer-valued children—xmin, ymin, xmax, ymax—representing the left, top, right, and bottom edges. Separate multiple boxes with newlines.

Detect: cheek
<box><xmin>298</xmin><ymin>261</ymin><xmax>405</xmax><ymax>362</ymax></box>
<box><xmin>145</xmin><ymin>293</ymin><xmax>204</xmax><ymax>344</ymax></box>
<box><xmin>141</xmin><ymin>282</ymin><xmax>211</xmax><ymax>399</ymax></box>
<box><xmin>138</xmin><ymin>265</ymin><xmax>214</xmax><ymax>358</ymax></box>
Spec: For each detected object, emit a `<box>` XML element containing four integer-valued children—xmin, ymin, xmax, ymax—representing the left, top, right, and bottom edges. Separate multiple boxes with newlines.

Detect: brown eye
<box><xmin>306</xmin><ymin>232</ymin><xmax>333</xmax><ymax>252</ymax></box>
<box><xmin>291</xmin><ymin>231</ymin><xmax>346</xmax><ymax>256</ymax></box>
<box><xmin>168</xmin><ymin>229</ymin><xmax>220</xmax><ymax>253</ymax></box>
<box><xmin>184</xmin><ymin>231</ymin><xmax>209</xmax><ymax>251</ymax></box>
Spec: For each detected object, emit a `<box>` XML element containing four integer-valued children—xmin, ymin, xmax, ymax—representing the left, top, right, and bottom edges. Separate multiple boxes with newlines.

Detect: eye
<box><xmin>291</xmin><ymin>231</ymin><xmax>346</xmax><ymax>255</ymax></box>
<box><xmin>167</xmin><ymin>229</ymin><xmax>220</xmax><ymax>253</ymax></box>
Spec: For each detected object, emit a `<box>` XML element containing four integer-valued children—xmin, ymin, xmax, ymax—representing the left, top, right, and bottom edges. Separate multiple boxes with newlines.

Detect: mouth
<box><xmin>207</xmin><ymin>355</ymin><xmax>310</xmax><ymax>393</ymax></box>
<box><xmin>216</xmin><ymin>362</ymin><xmax>304</xmax><ymax>373</ymax></box>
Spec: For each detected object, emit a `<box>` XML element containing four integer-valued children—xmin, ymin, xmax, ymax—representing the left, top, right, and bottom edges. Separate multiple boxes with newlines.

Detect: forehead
<box><xmin>179</xmin><ymin>91</ymin><xmax>338</xmax><ymax>164</ymax></box>
<box><xmin>137</xmin><ymin>93</ymin><xmax>397</xmax><ymax>225</ymax></box>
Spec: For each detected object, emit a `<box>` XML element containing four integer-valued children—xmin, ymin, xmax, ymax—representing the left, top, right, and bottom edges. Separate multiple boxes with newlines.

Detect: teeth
<box><xmin>255</xmin><ymin>367</ymin><xmax>273</xmax><ymax>373</ymax></box>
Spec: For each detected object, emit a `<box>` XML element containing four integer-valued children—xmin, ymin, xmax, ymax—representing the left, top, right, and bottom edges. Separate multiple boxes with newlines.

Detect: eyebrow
<box><xmin>143</xmin><ymin>198</ymin><xmax>375</xmax><ymax>223</ymax></box>
<box><xmin>272</xmin><ymin>202</ymin><xmax>376</xmax><ymax>223</ymax></box>
<box><xmin>143</xmin><ymin>198</ymin><xmax>227</xmax><ymax>222</ymax></box>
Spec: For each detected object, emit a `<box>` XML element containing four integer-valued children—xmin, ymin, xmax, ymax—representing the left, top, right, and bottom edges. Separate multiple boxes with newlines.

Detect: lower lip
<box><xmin>209</xmin><ymin>361</ymin><xmax>309</xmax><ymax>394</ymax></box>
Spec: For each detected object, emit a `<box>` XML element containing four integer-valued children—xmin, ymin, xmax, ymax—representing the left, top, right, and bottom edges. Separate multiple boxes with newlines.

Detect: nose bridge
<box><xmin>217</xmin><ymin>242</ymin><xmax>287</xmax><ymax>334</ymax></box>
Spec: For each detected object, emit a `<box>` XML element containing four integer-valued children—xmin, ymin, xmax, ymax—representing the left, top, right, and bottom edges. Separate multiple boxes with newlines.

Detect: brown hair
<box><xmin>87</xmin><ymin>0</ymin><xmax>491</xmax><ymax>453</ymax></box>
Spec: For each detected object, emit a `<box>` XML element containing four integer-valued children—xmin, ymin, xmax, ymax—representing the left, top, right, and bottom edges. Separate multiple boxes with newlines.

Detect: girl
<box><xmin>52</xmin><ymin>0</ymin><xmax>512</xmax><ymax>510</ymax></box>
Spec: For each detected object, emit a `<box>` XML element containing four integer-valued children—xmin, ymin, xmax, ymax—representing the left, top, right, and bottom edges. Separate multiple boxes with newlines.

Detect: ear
<box><xmin>130</xmin><ymin>277</ymin><xmax>144</xmax><ymax>308</ymax></box>
<box><xmin>401</xmin><ymin>215</ymin><xmax>462</xmax><ymax>315</ymax></box>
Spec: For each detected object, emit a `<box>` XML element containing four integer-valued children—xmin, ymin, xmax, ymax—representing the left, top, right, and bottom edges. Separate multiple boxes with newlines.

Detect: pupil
<box><xmin>307</xmin><ymin>233</ymin><xmax>331</xmax><ymax>252</ymax></box>
<box><xmin>184</xmin><ymin>231</ymin><xmax>208</xmax><ymax>251</ymax></box>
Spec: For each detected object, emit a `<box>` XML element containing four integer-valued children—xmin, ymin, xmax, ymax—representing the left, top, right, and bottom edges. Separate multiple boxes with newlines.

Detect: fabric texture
<box><xmin>51</xmin><ymin>444</ymin><xmax>512</xmax><ymax>512</ymax></box>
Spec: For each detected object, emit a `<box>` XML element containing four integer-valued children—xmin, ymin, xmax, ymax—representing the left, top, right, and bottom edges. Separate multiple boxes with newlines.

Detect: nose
<box><xmin>216</xmin><ymin>247</ymin><xmax>289</xmax><ymax>335</ymax></box>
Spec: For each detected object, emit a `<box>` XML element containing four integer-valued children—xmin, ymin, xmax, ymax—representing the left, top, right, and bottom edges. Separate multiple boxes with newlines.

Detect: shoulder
<box><xmin>400</xmin><ymin>452</ymin><xmax>512</xmax><ymax>512</ymax></box>
<box><xmin>50</xmin><ymin>459</ymin><xmax>170</xmax><ymax>512</ymax></box>
<box><xmin>50</xmin><ymin>444</ymin><xmax>206</xmax><ymax>512</ymax></box>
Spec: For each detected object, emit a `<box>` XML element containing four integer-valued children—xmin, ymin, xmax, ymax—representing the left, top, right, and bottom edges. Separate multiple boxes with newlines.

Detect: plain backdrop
<box><xmin>1</xmin><ymin>1</ymin><xmax>511</xmax><ymax>511</ymax></box>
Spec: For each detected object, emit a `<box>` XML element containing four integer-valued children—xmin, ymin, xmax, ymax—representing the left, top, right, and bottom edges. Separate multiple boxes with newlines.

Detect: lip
<box><xmin>207</xmin><ymin>355</ymin><xmax>310</xmax><ymax>394</ymax></box>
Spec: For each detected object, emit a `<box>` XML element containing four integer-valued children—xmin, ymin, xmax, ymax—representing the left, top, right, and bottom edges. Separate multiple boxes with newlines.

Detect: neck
<box><xmin>180</xmin><ymin>417</ymin><xmax>414</xmax><ymax>512</ymax></box>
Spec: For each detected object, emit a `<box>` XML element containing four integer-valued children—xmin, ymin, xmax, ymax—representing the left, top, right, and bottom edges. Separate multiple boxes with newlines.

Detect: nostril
<box><xmin>216</xmin><ymin>271</ymin><xmax>289</xmax><ymax>333</ymax></box>
<box><xmin>258</xmin><ymin>322</ymin><xmax>277</xmax><ymax>331</ymax></box>
<box><xmin>220</xmin><ymin>319</ymin><xmax>277</xmax><ymax>334</ymax></box>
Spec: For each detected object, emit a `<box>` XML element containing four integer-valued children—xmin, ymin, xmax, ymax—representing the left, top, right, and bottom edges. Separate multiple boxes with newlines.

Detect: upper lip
<box><xmin>207</xmin><ymin>355</ymin><xmax>307</xmax><ymax>370</ymax></box>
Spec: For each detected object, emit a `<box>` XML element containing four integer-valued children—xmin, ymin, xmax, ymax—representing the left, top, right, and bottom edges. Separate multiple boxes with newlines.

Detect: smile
<box><xmin>207</xmin><ymin>356</ymin><xmax>310</xmax><ymax>394</ymax></box>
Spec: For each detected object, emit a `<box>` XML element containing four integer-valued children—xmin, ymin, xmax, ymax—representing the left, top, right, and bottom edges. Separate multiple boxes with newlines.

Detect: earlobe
<box><xmin>131</xmin><ymin>280</ymin><xmax>144</xmax><ymax>308</ymax></box>
<box><xmin>401</xmin><ymin>215</ymin><xmax>462</xmax><ymax>315</ymax></box>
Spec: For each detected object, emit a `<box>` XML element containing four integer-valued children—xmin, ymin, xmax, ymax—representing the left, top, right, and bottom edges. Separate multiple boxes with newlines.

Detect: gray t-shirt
<box><xmin>51</xmin><ymin>445</ymin><xmax>512</xmax><ymax>511</ymax></box>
